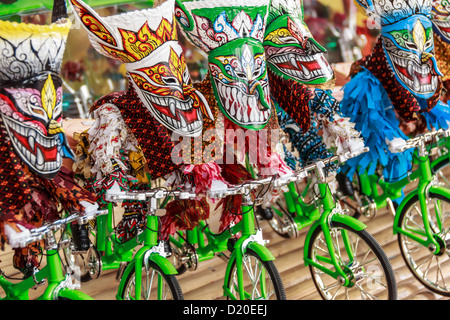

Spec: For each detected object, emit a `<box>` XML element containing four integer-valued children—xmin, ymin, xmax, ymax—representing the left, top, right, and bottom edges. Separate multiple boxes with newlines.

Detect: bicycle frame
<box><xmin>170</xmin><ymin>195</ymin><xmax>275</xmax><ymax>300</ymax></box>
<box><xmin>93</xmin><ymin>202</ymin><xmax>178</xmax><ymax>300</ymax></box>
<box><xmin>0</xmin><ymin>212</ymin><xmax>105</xmax><ymax>300</ymax></box>
<box><xmin>274</xmin><ymin>173</ymin><xmax>367</xmax><ymax>287</ymax></box>
<box><xmin>0</xmin><ymin>248</ymin><xmax>93</xmax><ymax>300</ymax></box>
<box><xmin>355</xmin><ymin>138</ymin><xmax>450</xmax><ymax>255</ymax></box>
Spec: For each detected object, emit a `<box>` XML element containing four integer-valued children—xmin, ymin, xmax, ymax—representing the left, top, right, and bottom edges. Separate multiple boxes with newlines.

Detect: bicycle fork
<box><xmin>224</xmin><ymin>194</ymin><xmax>274</xmax><ymax>299</ymax></box>
<box><xmin>304</xmin><ymin>182</ymin><xmax>367</xmax><ymax>287</ymax></box>
<box><xmin>394</xmin><ymin>153</ymin><xmax>446</xmax><ymax>255</ymax></box>
<box><xmin>117</xmin><ymin>198</ymin><xmax>177</xmax><ymax>300</ymax></box>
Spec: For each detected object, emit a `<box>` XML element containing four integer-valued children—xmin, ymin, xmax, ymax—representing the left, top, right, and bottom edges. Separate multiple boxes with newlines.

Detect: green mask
<box><xmin>264</xmin><ymin>0</ymin><xmax>334</xmax><ymax>86</ymax></box>
<box><xmin>175</xmin><ymin>0</ymin><xmax>272</xmax><ymax>130</ymax></box>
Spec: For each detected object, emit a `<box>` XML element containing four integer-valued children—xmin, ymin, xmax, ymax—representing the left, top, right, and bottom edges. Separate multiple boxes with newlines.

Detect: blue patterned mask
<box><xmin>355</xmin><ymin>0</ymin><xmax>442</xmax><ymax>99</ymax></box>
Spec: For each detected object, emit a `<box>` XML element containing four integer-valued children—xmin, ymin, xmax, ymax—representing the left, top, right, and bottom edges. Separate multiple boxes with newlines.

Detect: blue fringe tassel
<box><xmin>340</xmin><ymin>68</ymin><xmax>414</xmax><ymax>182</ymax></box>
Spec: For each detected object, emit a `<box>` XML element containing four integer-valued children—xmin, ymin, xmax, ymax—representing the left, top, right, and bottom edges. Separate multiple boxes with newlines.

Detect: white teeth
<box><xmin>36</xmin><ymin>148</ymin><xmax>44</xmax><ymax>166</ymax></box>
<box><xmin>413</xmin><ymin>74</ymin><xmax>421</xmax><ymax>91</ymax></box>
<box><xmin>170</xmin><ymin>102</ymin><xmax>176</xmax><ymax>117</ymax></box>
<box><xmin>2</xmin><ymin>115</ymin><xmax>61</xmax><ymax>175</ymax></box>
<box><xmin>270</xmin><ymin>52</ymin><xmax>327</xmax><ymax>81</ymax></box>
<box><xmin>230</xmin><ymin>102</ymin><xmax>236</xmax><ymax>116</ymax></box>
<box><xmin>225</xmin><ymin>98</ymin><xmax>230</xmax><ymax>112</ymax></box>
<box><xmin>389</xmin><ymin>53</ymin><xmax>437</xmax><ymax>94</ymax></box>
<box><xmin>213</xmin><ymin>79</ymin><xmax>272</xmax><ymax>126</ymax></box>
<box><xmin>407</xmin><ymin>61</ymin><xmax>414</xmax><ymax>76</ymax></box>
<box><xmin>243</xmin><ymin>107</ymin><xmax>249</xmax><ymax>123</ymax></box>
<box><xmin>179</xmin><ymin>115</ymin><xmax>187</xmax><ymax>128</ymax></box>
<box><xmin>144</xmin><ymin>93</ymin><xmax>203</xmax><ymax>135</ymax></box>
<box><xmin>28</xmin><ymin>136</ymin><xmax>35</xmax><ymax>152</ymax></box>
<box><xmin>290</xmin><ymin>56</ymin><xmax>297</xmax><ymax>68</ymax></box>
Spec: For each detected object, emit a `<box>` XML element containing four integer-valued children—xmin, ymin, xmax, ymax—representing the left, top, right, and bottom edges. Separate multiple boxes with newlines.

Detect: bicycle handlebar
<box><xmin>105</xmin><ymin>147</ymin><xmax>369</xmax><ymax>203</ymax></box>
<box><xmin>388</xmin><ymin>128</ymin><xmax>450</xmax><ymax>154</ymax></box>
<box><xmin>11</xmin><ymin>209</ymin><xmax>109</xmax><ymax>248</ymax></box>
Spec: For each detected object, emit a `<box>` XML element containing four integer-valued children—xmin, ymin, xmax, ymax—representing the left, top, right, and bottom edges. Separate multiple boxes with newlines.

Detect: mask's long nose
<box><xmin>255</xmin><ymin>83</ymin><xmax>270</xmax><ymax>110</ymax></box>
<box><xmin>421</xmin><ymin>51</ymin><xmax>434</xmax><ymax>63</ymax></box>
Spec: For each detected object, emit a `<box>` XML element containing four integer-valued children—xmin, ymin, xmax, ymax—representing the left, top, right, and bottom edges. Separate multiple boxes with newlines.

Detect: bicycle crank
<box><xmin>177</xmin><ymin>243</ymin><xmax>199</xmax><ymax>272</ymax></box>
<box><xmin>361</xmin><ymin>196</ymin><xmax>377</xmax><ymax>219</ymax></box>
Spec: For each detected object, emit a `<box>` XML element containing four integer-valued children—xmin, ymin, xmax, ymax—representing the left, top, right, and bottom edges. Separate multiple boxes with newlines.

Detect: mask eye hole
<box><xmin>281</xmin><ymin>36</ymin><xmax>300</xmax><ymax>44</ymax></box>
<box><xmin>162</xmin><ymin>76</ymin><xmax>178</xmax><ymax>85</ymax></box>
<box><xmin>234</xmin><ymin>71</ymin><xmax>247</xmax><ymax>79</ymax></box>
<box><xmin>405</xmin><ymin>41</ymin><xmax>418</xmax><ymax>50</ymax></box>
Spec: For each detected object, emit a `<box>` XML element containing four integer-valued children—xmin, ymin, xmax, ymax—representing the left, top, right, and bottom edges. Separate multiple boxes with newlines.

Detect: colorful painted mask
<box><xmin>0</xmin><ymin>19</ymin><xmax>73</xmax><ymax>179</ymax></box>
<box><xmin>175</xmin><ymin>0</ymin><xmax>271</xmax><ymax>130</ymax></box>
<box><xmin>264</xmin><ymin>0</ymin><xmax>334</xmax><ymax>87</ymax></box>
<box><xmin>355</xmin><ymin>0</ymin><xmax>441</xmax><ymax>99</ymax></box>
<box><xmin>69</xmin><ymin>0</ymin><xmax>212</xmax><ymax>137</ymax></box>
<box><xmin>432</xmin><ymin>0</ymin><xmax>450</xmax><ymax>43</ymax></box>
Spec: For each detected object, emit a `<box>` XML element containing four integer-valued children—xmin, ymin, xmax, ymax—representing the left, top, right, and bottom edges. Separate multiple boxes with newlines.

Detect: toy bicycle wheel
<box><xmin>121</xmin><ymin>260</ymin><xmax>184</xmax><ymax>300</ymax></box>
<box><xmin>225</xmin><ymin>249</ymin><xmax>286</xmax><ymax>300</ymax></box>
<box><xmin>432</xmin><ymin>157</ymin><xmax>450</xmax><ymax>189</ymax></box>
<box><xmin>398</xmin><ymin>193</ymin><xmax>450</xmax><ymax>296</ymax></box>
<box><xmin>307</xmin><ymin>222</ymin><xmax>397</xmax><ymax>300</ymax></box>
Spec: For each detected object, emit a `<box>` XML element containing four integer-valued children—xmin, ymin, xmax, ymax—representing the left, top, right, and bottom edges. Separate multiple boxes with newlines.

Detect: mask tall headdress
<box><xmin>0</xmin><ymin>0</ymin><xmax>72</xmax><ymax>179</ymax></box>
<box><xmin>264</xmin><ymin>0</ymin><xmax>334</xmax><ymax>87</ymax></box>
<box><xmin>355</xmin><ymin>0</ymin><xmax>441</xmax><ymax>99</ymax></box>
<box><xmin>69</xmin><ymin>0</ymin><xmax>212</xmax><ymax>137</ymax></box>
<box><xmin>175</xmin><ymin>0</ymin><xmax>272</xmax><ymax>130</ymax></box>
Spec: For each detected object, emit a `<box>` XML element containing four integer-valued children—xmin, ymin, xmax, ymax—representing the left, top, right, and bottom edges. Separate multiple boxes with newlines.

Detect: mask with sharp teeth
<box><xmin>432</xmin><ymin>0</ymin><xmax>450</xmax><ymax>43</ymax></box>
<box><xmin>69</xmin><ymin>0</ymin><xmax>212</xmax><ymax>137</ymax></box>
<box><xmin>355</xmin><ymin>0</ymin><xmax>441</xmax><ymax>100</ymax></box>
<box><xmin>0</xmin><ymin>18</ymin><xmax>73</xmax><ymax>179</ymax></box>
<box><xmin>263</xmin><ymin>0</ymin><xmax>334</xmax><ymax>87</ymax></box>
<box><xmin>175</xmin><ymin>0</ymin><xmax>272</xmax><ymax>130</ymax></box>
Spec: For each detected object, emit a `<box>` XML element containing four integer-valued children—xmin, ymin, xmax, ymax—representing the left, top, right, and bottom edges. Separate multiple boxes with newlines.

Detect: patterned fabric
<box><xmin>268</xmin><ymin>68</ymin><xmax>313</xmax><ymax>133</ymax></box>
<box><xmin>350</xmin><ymin>38</ymin><xmax>443</xmax><ymax>122</ymax></box>
<box><xmin>277</xmin><ymin>105</ymin><xmax>336</xmax><ymax>170</ymax></box>
<box><xmin>95</xmin><ymin>86</ymin><xmax>182</xmax><ymax>180</ymax></box>
<box><xmin>160</xmin><ymin>198</ymin><xmax>210</xmax><ymax>239</ymax></box>
<box><xmin>115</xmin><ymin>207</ymin><xmax>145</xmax><ymax>243</ymax></box>
<box><xmin>0</xmin><ymin>119</ymin><xmax>33</xmax><ymax>213</ymax></box>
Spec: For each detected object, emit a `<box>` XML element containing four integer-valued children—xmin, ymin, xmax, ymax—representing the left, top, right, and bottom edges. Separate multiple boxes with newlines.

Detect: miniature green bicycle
<box><xmin>167</xmin><ymin>178</ymin><xmax>292</xmax><ymax>300</ymax></box>
<box><xmin>338</xmin><ymin>129</ymin><xmax>450</xmax><ymax>296</ymax></box>
<box><xmin>0</xmin><ymin>209</ymin><xmax>107</xmax><ymax>300</ymax></box>
<box><xmin>260</xmin><ymin>148</ymin><xmax>397</xmax><ymax>300</ymax></box>
<box><xmin>66</xmin><ymin>190</ymin><xmax>185</xmax><ymax>300</ymax></box>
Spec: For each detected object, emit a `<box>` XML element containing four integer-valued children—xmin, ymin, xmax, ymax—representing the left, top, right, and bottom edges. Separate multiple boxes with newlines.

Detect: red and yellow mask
<box><xmin>69</xmin><ymin>0</ymin><xmax>212</xmax><ymax>137</ymax></box>
<box><xmin>0</xmin><ymin>19</ymin><xmax>73</xmax><ymax>179</ymax></box>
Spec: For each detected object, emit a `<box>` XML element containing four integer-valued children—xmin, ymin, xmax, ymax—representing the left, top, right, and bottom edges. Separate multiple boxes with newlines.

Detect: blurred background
<box><xmin>0</xmin><ymin>0</ymin><xmax>380</xmax><ymax>119</ymax></box>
